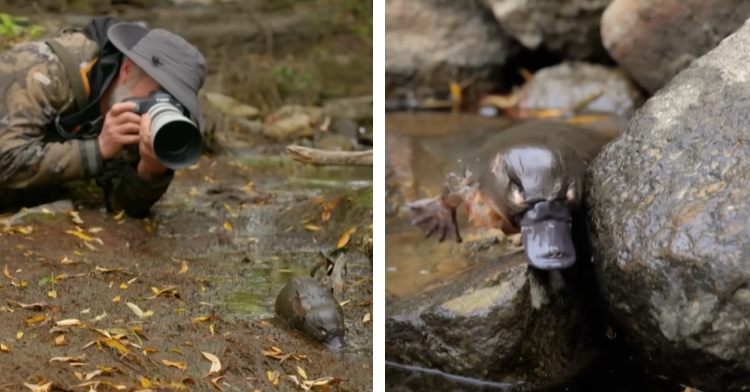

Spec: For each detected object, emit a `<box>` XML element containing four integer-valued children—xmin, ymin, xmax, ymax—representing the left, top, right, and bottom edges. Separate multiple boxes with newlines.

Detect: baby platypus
<box><xmin>407</xmin><ymin>120</ymin><xmax>612</xmax><ymax>270</ymax></box>
<box><xmin>275</xmin><ymin>276</ymin><xmax>346</xmax><ymax>350</ymax></box>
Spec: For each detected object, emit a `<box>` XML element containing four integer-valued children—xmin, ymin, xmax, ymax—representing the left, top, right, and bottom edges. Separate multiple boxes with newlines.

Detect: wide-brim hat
<box><xmin>106</xmin><ymin>22</ymin><xmax>207</xmax><ymax>133</ymax></box>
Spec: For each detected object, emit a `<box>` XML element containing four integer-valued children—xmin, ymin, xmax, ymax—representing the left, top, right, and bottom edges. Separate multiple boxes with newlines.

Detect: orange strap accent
<box><xmin>79</xmin><ymin>57</ymin><xmax>97</xmax><ymax>98</ymax></box>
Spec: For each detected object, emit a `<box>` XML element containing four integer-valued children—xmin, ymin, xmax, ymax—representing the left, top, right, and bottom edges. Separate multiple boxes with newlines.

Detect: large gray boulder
<box><xmin>385</xmin><ymin>0</ymin><xmax>517</xmax><ymax>89</ymax></box>
<box><xmin>588</xmin><ymin>18</ymin><xmax>750</xmax><ymax>391</ymax></box>
<box><xmin>601</xmin><ymin>0</ymin><xmax>750</xmax><ymax>94</ymax></box>
<box><xmin>484</xmin><ymin>0</ymin><xmax>613</xmax><ymax>61</ymax></box>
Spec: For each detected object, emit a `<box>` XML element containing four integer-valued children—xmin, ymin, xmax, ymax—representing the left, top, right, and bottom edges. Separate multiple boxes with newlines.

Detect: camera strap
<box><xmin>45</xmin><ymin>38</ymin><xmax>89</xmax><ymax>112</ymax></box>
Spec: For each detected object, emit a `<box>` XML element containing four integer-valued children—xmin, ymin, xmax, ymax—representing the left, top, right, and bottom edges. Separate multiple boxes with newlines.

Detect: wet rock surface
<box><xmin>587</xmin><ymin>18</ymin><xmax>750</xmax><ymax>391</ymax></box>
<box><xmin>385</xmin><ymin>0</ymin><xmax>517</xmax><ymax>89</ymax></box>
<box><xmin>485</xmin><ymin>0</ymin><xmax>613</xmax><ymax>62</ymax></box>
<box><xmin>386</xmin><ymin>242</ymin><xmax>598</xmax><ymax>390</ymax></box>
<box><xmin>601</xmin><ymin>0</ymin><xmax>750</xmax><ymax>94</ymax></box>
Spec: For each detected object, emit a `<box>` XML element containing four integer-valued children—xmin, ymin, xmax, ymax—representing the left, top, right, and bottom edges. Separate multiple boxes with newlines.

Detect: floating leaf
<box><xmin>202</xmin><ymin>351</ymin><xmax>222</xmax><ymax>376</ymax></box>
<box><xmin>304</xmin><ymin>225</ymin><xmax>323</xmax><ymax>232</ymax></box>
<box><xmin>162</xmin><ymin>359</ymin><xmax>187</xmax><ymax>371</ymax></box>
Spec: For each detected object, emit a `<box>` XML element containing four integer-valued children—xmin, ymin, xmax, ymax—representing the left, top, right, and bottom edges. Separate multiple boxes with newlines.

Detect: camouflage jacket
<box><xmin>0</xmin><ymin>31</ymin><xmax>174</xmax><ymax>219</ymax></box>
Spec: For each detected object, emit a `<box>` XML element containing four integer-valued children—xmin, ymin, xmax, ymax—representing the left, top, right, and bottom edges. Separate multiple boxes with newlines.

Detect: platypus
<box><xmin>406</xmin><ymin>120</ymin><xmax>613</xmax><ymax>270</ymax></box>
<box><xmin>275</xmin><ymin>276</ymin><xmax>346</xmax><ymax>350</ymax></box>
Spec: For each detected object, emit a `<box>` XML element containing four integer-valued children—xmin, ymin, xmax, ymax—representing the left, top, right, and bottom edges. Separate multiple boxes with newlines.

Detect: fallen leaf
<box><xmin>363</xmin><ymin>313</ymin><xmax>371</xmax><ymax>324</ymax></box>
<box><xmin>16</xmin><ymin>332</ymin><xmax>23</xmax><ymax>339</ymax></box>
<box><xmin>56</xmin><ymin>319</ymin><xmax>82</xmax><ymax>327</ymax></box>
<box><xmin>336</xmin><ymin>227</ymin><xmax>356</xmax><ymax>249</ymax></box>
<box><xmin>54</xmin><ymin>335</ymin><xmax>65</xmax><ymax>346</ymax></box>
<box><xmin>100</xmin><ymin>338</ymin><xmax>130</xmax><ymax>355</ymax></box>
<box><xmin>126</xmin><ymin>302</ymin><xmax>145</xmax><ymax>318</ymax></box>
<box><xmin>3</xmin><ymin>264</ymin><xmax>14</xmax><ymax>280</ymax></box>
<box><xmin>88</xmin><ymin>227</ymin><xmax>103</xmax><ymax>233</ymax></box>
<box><xmin>179</xmin><ymin>260</ymin><xmax>188</xmax><ymax>274</ymax></box>
<box><xmin>113</xmin><ymin>210</ymin><xmax>125</xmax><ymax>220</ymax></box>
<box><xmin>70</xmin><ymin>211</ymin><xmax>84</xmax><ymax>225</ymax></box>
<box><xmin>119</xmin><ymin>283</ymin><xmax>128</xmax><ymax>289</ymax></box>
<box><xmin>23</xmin><ymin>382</ymin><xmax>52</xmax><ymax>392</ymax></box>
<box><xmin>202</xmin><ymin>352</ymin><xmax>222</xmax><ymax>376</ymax></box>
<box><xmin>49</xmin><ymin>355</ymin><xmax>85</xmax><ymax>363</ymax></box>
<box><xmin>297</xmin><ymin>366</ymin><xmax>308</xmax><ymax>380</ymax></box>
<box><xmin>223</xmin><ymin>221</ymin><xmax>232</xmax><ymax>231</ymax></box>
<box><xmin>209</xmin><ymin>376</ymin><xmax>225</xmax><ymax>391</ymax></box>
<box><xmin>304</xmin><ymin>224</ymin><xmax>323</xmax><ymax>231</ymax></box>
<box><xmin>47</xmin><ymin>290</ymin><xmax>56</xmax><ymax>299</ymax></box>
<box><xmin>112</xmin><ymin>296</ymin><xmax>121</xmax><ymax>302</ymax></box>
<box><xmin>266</xmin><ymin>370</ymin><xmax>280</xmax><ymax>386</ymax></box>
<box><xmin>25</xmin><ymin>315</ymin><xmax>47</xmax><ymax>327</ymax></box>
<box><xmin>0</xmin><ymin>344</ymin><xmax>9</xmax><ymax>352</ymax></box>
<box><xmin>162</xmin><ymin>359</ymin><xmax>187</xmax><ymax>371</ymax></box>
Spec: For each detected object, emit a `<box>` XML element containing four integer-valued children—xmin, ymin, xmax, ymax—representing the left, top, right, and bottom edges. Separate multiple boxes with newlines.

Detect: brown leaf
<box><xmin>210</xmin><ymin>376</ymin><xmax>225</xmax><ymax>391</ymax></box>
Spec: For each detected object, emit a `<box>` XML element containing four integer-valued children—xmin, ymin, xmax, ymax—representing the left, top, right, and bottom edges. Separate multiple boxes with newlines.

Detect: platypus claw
<box><xmin>405</xmin><ymin>198</ymin><xmax>462</xmax><ymax>243</ymax></box>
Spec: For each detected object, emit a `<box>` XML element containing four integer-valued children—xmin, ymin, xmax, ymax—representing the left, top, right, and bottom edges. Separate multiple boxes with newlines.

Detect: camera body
<box><xmin>125</xmin><ymin>91</ymin><xmax>185</xmax><ymax>116</ymax></box>
<box><xmin>123</xmin><ymin>91</ymin><xmax>203</xmax><ymax>170</ymax></box>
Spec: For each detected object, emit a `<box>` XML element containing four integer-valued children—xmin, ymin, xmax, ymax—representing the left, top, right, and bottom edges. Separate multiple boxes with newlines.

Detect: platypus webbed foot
<box><xmin>406</xmin><ymin>197</ymin><xmax>462</xmax><ymax>243</ymax></box>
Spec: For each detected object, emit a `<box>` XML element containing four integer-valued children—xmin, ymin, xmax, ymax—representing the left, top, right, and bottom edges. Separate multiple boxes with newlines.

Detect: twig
<box><xmin>286</xmin><ymin>146</ymin><xmax>372</xmax><ymax>166</ymax></box>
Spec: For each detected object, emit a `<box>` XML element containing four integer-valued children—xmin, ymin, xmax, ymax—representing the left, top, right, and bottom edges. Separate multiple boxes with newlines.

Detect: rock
<box><xmin>386</xmin><ymin>249</ymin><xmax>599</xmax><ymax>390</ymax></box>
<box><xmin>600</xmin><ymin>0</ymin><xmax>750</xmax><ymax>94</ymax></box>
<box><xmin>203</xmin><ymin>92</ymin><xmax>261</xmax><ymax>119</ymax></box>
<box><xmin>485</xmin><ymin>0</ymin><xmax>613</xmax><ymax>61</ymax></box>
<box><xmin>329</xmin><ymin>117</ymin><xmax>360</xmax><ymax>141</ymax></box>
<box><xmin>385</xmin><ymin>0</ymin><xmax>517</xmax><ymax>85</ymax></box>
<box><xmin>587</xmin><ymin>19</ymin><xmax>750</xmax><ymax>391</ymax></box>
<box><xmin>263</xmin><ymin>105</ymin><xmax>324</xmax><ymax>141</ymax></box>
<box><xmin>323</xmin><ymin>96</ymin><xmax>373</xmax><ymax>122</ymax></box>
<box><xmin>517</xmin><ymin>62</ymin><xmax>644</xmax><ymax>117</ymax></box>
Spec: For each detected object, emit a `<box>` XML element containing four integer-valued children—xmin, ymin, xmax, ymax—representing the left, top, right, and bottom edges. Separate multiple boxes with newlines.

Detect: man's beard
<box><xmin>106</xmin><ymin>76</ymin><xmax>139</xmax><ymax>110</ymax></box>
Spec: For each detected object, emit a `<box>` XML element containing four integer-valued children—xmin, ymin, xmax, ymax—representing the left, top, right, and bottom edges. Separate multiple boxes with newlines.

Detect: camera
<box><xmin>123</xmin><ymin>91</ymin><xmax>203</xmax><ymax>170</ymax></box>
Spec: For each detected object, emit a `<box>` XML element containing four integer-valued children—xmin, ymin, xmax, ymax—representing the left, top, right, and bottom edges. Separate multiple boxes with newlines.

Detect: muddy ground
<box><xmin>0</xmin><ymin>154</ymin><xmax>373</xmax><ymax>392</ymax></box>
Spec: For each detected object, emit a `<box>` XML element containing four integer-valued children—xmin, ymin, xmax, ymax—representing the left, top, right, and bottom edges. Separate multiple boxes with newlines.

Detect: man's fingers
<box><xmin>115</xmin><ymin>123</ymin><xmax>141</xmax><ymax>136</ymax></box>
<box><xmin>109</xmin><ymin>102</ymin><xmax>138</xmax><ymax>117</ymax></box>
<box><xmin>117</xmin><ymin>134</ymin><xmax>141</xmax><ymax>145</ymax></box>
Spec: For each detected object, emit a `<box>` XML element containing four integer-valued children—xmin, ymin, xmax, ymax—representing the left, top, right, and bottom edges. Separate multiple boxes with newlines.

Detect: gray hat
<box><xmin>106</xmin><ymin>22</ymin><xmax>207</xmax><ymax>133</ymax></box>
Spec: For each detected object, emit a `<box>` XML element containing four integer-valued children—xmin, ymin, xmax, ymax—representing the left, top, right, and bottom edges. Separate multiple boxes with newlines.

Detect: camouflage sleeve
<box><xmin>0</xmin><ymin>42</ymin><xmax>104</xmax><ymax>189</ymax></box>
<box><xmin>97</xmin><ymin>146</ymin><xmax>175</xmax><ymax>219</ymax></box>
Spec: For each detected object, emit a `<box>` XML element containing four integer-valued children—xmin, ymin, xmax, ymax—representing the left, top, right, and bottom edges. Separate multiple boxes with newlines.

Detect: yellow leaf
<box><xmin>112</xmin><ymin>296</ymin><xmax>121</xmax><ymax>302</ymax></box>
<box><xmin>126</xmin><ymin>302</ymin><xmax>144</xmax><ymax>318</ymax></box>
<box><xmin>170</xmin><ymin>348</ymin><xmax>184</xmax><ymax>356</ymax></box>
<box><xmin>48</xmin><ymin>290</ymin><xmax>57</xmax><ymax>299</ymax></box>
<box><xmin>119</xmin><ymin>283</ymin><xmax>127</xmax><ymax>289</ymax></box>
<box><xmin>113</xmin><ymin>210</ymin><xmax>125</xmax><ymax>220</ymax></box>
<box><xmin>201</xmin><ymin>351</ymin><xmax>222</xmax><ymax>375</ymax></box>
<box><xmin>0</xmin><ymin>344</ymin><xmax>9</xmax><ymax>352</ymax></box>
<box><xmin>25</xmin><ymin>315</ymin><xmax>46</xmax><ymax>327</ymax></box>
<box><xmin>336</xmin><ymin>227</ymin><xmax>356</xmax><ymax>249</ymax></box>
<box><xmin>162</xmin><ymin>359</ymin><xmax>187</xmax><ymax>371</ymax></box>
<box><xmin>223</xmin><ymin>203</ymin><xmax>232</xmax><ymax>211</ymax></box>
<box><xmin>304</xmin><ymin>224</ymin><xmax>323</xmax><ymax>231</ymax></box>
<box><xmin>209</xmin><ymin>324</ymin><xmax>215</xmax><ymax>335</ymax></box>
<box><xmin>16</xmin><ymin>332</ymin><xmax>22</xmax><ymax>339</ymax></box>
<box><xmin>55</xmin><ymin>335</ymin><xmax>65</xmax><ymax>345</ymax></box>
<box><xmin>363</xmin><ymin>312</ymin><xmax>371</xmax><ymax>324</ymax></box>
<box><xmin>297</xmin><ymin>366</ymin><xmax>308</xmax><ymax>380</ymax></box>
<box><xmin>140</xmin><ymin>377</ymin><xmax>152</xmax><ymax>388</ymax></box>
<box><xmin>88</xmin><ymin>227</ymin><xmax>103</xmax><ymax>233</ymax></box>
<box><xmin>179</xmin><ymin>260</ymin><xmax>188</xmax><ymax>274</ymax></box>
<box><xmin>100</xmin><ymin>338</ymin><xmax>130</xmax><ymax>355</ymax></box>
<box><xmin>65</xmin><ymin>230</ymin><xmax>94</xmax><ymax>242</ymax></box>
<box><xmin>223</xmin><ymin>221</ymin><xmax>232</xmax><ymax>231</ymax></box>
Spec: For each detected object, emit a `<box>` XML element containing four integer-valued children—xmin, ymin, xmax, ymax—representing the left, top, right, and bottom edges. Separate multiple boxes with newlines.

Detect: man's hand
<box><xmin>136</xmin><ymin>114</ymin><xmax>168</xmax><ymax>180</ymax></box>
<box><xmin>98</xmin><ymin>102</ymin><xmax>141</xmax><ymax>160</ymax></box>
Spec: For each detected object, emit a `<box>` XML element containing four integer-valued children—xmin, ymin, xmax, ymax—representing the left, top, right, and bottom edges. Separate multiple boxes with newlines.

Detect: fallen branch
<box><xmin>286</xmin><ymin>145</ymin><xmax>373</xmax><ymax>166</ymax></box>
